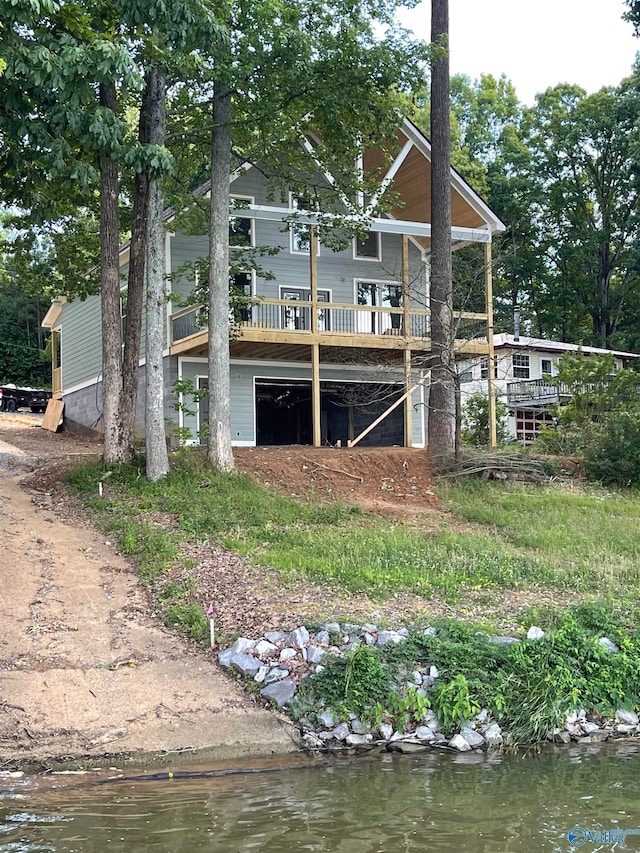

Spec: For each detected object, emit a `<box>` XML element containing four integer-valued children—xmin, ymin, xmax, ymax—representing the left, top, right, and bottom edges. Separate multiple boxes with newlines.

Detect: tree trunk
<box><xmin>207</xmin><ymin>78</ymin><xmax>235</xmax><ymax>472</ymax></box>
<box><xmin>99</xmin><ymin>82</ymin><xmax>125</xmax><ymax>465</ymax></box>
<box><xmin>145</xmin><ymin>64</ymin><xmax>170</xmax><ymax>482</ymax></box>
<box><xmin>428</xmin><ymin>0</ymin><xmax>456</xmax><ymax>464</ymax></box>
<box><xmin>119</xmin><ymin>75</ymin><xmax>152</xmax><ymax>462</ymax></box>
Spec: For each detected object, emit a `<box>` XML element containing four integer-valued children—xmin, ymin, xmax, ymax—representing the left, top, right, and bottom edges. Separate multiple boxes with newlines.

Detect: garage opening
<box><xmin>255</xmin><ymin>379</ymin><xmax>405</xmax><ymax>447</ymax></box>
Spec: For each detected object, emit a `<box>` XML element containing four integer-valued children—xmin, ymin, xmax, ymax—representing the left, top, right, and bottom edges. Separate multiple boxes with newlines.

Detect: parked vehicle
<box><xmin>0</xmin><ymin>384</ymin><xmax>52</xmax><ymax>413</ymax></box>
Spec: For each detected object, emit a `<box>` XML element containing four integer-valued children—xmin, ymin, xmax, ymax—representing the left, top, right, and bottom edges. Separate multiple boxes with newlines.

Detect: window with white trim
<box><xmin>480</xmin><ymin>357</ymin><xmax>498</xmax><ymax>380</ymax></box>
<box><xmin>354</xmin><ymin>230</ymin><xmax>381</xmax><ymax>261</ymax></box>
<box><xmin>512</xmin><ymin>353</ymin><xmax>530</xmax><ymax>379</ymax></box>
<box><xmin>290</xmin><ymin>194</ymin><xmax>319</xmax><ymax>255</ymax></box>
<box><xmin>540</xmin><ymin>357</ymin><xmax>553</xmax><ymax>376</ymax></box>
<box><xmin>230</xmin><ymin>271</ymin><xmax>253</xmax><ymax>323</ymax></box>
<box><xmin>229</xmin><ymin>196</ymin><xmax>254</xmax><ymax>247</ymax></box>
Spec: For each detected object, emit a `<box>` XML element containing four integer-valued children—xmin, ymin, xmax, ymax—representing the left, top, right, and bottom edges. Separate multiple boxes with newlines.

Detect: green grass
<box><xmin>66</xmin><ymin>453</ymin><xmax>640</xmax><ymax>603</ymax></box>
<box><xmin>439</xmin><ymin>479</ymin><xmax>640</xmax><ymax>592</ymax></box>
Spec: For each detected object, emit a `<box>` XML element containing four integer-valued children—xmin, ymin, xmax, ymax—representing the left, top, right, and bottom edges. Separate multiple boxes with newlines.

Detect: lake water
<box><xmin>2</xmin><ymin>742</ymin><xmax>640</xmax><ymax>852</ymax></box>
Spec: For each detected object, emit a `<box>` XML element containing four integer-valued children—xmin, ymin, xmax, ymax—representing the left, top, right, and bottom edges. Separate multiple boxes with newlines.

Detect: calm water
<box><xmin>2</xmin><ymin>743</ymin><xmax>640</xmax><ymax>852</ymax></box>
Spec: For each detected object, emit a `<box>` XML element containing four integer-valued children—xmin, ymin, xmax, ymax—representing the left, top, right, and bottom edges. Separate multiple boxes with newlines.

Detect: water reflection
<box><xmin>1</xmin><ymin>743</ymin><xmax>639</xmax><ymax>851</ymax></box>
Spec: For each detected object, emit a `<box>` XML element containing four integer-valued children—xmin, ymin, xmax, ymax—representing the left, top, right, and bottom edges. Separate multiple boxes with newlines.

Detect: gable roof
<box><xmin>362</xmin><ymin>118</ymin><xmax>505</xmax><ymax>244</ymax></box>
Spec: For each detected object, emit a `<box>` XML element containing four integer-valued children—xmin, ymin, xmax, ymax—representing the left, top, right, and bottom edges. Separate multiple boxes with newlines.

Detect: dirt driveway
<box><xmin>0</xmin><ymin>414</ymin><xmax>299</xmax><ymax>769</ymax></box>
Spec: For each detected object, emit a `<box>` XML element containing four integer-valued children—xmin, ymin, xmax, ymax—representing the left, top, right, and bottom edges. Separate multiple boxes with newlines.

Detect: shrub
<box><xmin>583</xmin><ymin>405</ymin><xmax>640</xmax><ymax>486</ymax></box>
<box><xmin>462</xmin><ymin>393</ymin><xmax>510</xmax><ymax>446</ymax></box>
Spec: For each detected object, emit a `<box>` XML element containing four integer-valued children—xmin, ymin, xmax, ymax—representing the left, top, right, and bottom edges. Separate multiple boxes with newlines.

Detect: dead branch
<box><xmin>301</xmin><ymin>457</ymin><xmax>364</xmax><ymax>482</ymax></box>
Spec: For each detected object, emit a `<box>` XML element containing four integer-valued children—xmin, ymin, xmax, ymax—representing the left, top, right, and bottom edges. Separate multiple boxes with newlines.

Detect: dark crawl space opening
<box><xmin>255</xmin><ymin>379</ymin><xmax>405</xmax><ymax>447</ymax></box>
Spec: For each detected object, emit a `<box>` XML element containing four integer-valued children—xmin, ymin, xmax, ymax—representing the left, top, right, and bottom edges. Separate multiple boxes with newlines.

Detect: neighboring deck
<box><xmin>170</xmin><ymin>299</ymin><xmax>490</xmax><ymax>359</ymax></box>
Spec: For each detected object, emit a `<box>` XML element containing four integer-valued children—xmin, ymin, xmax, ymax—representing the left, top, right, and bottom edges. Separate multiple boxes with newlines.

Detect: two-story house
<box><xmin>459</xmin><ymin>333</ymin><xmax>640</xmax><ymax>443</ymax></box>
<box><xmin>43</xmin><ymin>118</ymin><xmax>506</xmax><ymax>448</ymax></box>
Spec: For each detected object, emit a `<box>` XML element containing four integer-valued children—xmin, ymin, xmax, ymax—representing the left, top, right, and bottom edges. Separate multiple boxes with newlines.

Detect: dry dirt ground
<box><xmin>0</xmin><ymin>414</ymin><xmax>299</xmax><ymax>770</ymax></box>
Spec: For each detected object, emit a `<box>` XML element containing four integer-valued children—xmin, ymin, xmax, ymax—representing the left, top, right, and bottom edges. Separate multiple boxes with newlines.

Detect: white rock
<box><xmin>527</xmin><ymin>626</ymin><xmax>545</xmax><ymax>640</ymax></box>
<box><xmin>599</xmin><ymin>636</ymin><xmax>620</xmax><ymax>653</ymax></box>
<box><xmin>616</xmin><ymin>708</ymin><xmax>639</xmax><ymax>726</ymax></box>
<box><xmin>415</xmin><ymin>725</ymin><xmax>435</xmax><ymax>741</ymax></box>
<box><xmin>307</xmin><ymin>646</ymin><xmax>326</xmax><ymax>665</ymax></box>
<box><xmin>484</xmin><ymin>723</ymin><xmax>503</xmax><ymax>748</ymax></box>
<box><xmin>461</xmin><ymin>727</ymin><xmax>485</xmax><ymax>749</ymax></box>
<box><xmin>377</xmin><ymin>630</ymin><xmax>403</xmax><ymax>646</ymax></box>
<box><xmin>254</xmin><ymin>665</ymin><xmax>269</xmax><ymax>684</ymax></box>
<box><xmin>230</xmin><ymin>637</ymin><xmax>256</xmax><ymax>654</ymax></box>
<box><xmin>264</xmin><ymin>666</ymin><xmax>290</xmax><ymax>684</ymax></box>
<box><xmin>331</xmin><ymin>722</ymin><xmax>351</xmax><ymax>741</ymax></box>
<box><xmin>346</xmin><ymin>733</ymin><xmax>373</xmax><ymax>746</ymax></box>
<box><xmin>287</xmin><ymin>626</ymin><xmax>310</xmax><ymax>649</ymax></box>
<box><xmin>254</xmin><ymin>640</ymin><xmax>278</xmax><ymax>657</ymax></box>
<box><xmin>279</xmin><ymin>648</ymin><xmax>298</xmax><ymax>662</ymax></box>
<box><xmin>378</xmin><ymin>723</ymin><xmax>393</xmax><ymax>741</ymax></box>
<box><xmin>318</xmin><ymin>709</ymin><xmax>335</xmax><ymax>729</ymax></box>
<box><xmin>449</xmin><ymin>734</ymin><xmax>472</xmax><ymax>752</ymax></box>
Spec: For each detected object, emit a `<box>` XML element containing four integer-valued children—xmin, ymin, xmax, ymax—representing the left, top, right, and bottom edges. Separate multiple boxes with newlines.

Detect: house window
<box><xmin>290</xmin><ymin>194</ymin><xmax>319</xmax><ymax>255</ymax></box>
<box><xmin>354</xmin><ymin>230</ymin><xmax>381</xmax><ymax>261</ymax></box>
<box><xmin>540</xmin><ymin>358</ymin><xmax>553</xmax><ymax>376</ymax></box>
<box><xmin>230</xmin><ymin>271</ymin><xmax>253</xmax><ymax>323</ymax></box>
<box><xmin>512</xmin><ymin>353</ymin><xmax>530</xmax><ymax>379</ymax></box>
<box><xmin>480</xmin><ymin>357</ymin><xmax>498</xmax><ymax>380</ymax></box>
<box><xmin>280</xmin><ymin>287</ymin><xmax>330</xmax><ymax>331</ymax></box>
<box><xmin>356</xmin><ymin>280</ymin><xmax>402</xmax><ymax>335</ymax></box>
<box><xmin>459</xmin><ymin>367</ymin><xmax>472</xmax><ymax>384</ymax></box>
<box><xmin>229</xmin><ymin>197</ymin><xmax>253</xmax><ymax>247</ymax></box>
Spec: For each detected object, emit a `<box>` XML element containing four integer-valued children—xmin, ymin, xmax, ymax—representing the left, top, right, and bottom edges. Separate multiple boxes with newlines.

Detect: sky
<box><xmin>397</xmin><ymin>0</ymin><xmax>640</xmax><ymax>105</ymax></box>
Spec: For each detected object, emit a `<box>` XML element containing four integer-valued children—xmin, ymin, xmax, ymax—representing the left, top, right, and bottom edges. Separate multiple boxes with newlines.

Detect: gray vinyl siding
<box><xmin>169</xmin><ymin>234</ymin><xmax>207</xmax><ymax>305</ymax></box>
<box><xmin>178</xmin><ymin>359</ymin><xmax>425</xmax><ymax>446</ymax></box>
<box><xmin>60</xmin><ymin>296</ymin><xmax>103</xmax><ymax>390</ymax></box>
<box><xmin>62</xmin><ymin>356</ymin><xmax>179</xmax><ymax>440</ymax></box>
<box><xmin>168</xmin><ymin>165</ymin><xmax>428</xmax><ymax>308</ymax></box>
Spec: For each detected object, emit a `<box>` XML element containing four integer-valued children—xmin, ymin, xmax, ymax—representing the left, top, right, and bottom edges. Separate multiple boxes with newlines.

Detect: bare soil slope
<box><xmin>234</xmin><ymin>445</ymin><xmax>439</xmax><ymax>515</ymax></box>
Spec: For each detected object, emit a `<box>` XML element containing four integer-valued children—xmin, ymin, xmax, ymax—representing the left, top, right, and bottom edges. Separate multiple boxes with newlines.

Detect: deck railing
<box><xmin>171</xmin><ymin>298</ymin><xmax>487</xmax><ymax>346</ymax></box>
<box><xmin>506</xmin><ymin>378</ymin><xmax>571</xmax><ymax>405</ymax></box>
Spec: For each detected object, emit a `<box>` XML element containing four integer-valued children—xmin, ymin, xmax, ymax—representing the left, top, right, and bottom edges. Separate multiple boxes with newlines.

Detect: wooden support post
<box><xmin>310</xmin><ymin>226</ymin><xmax>321</xmax><ymax>446</ymax></box>
<box><xmin>402</xmin><ymin>234</ymin><xmax>410</xmax><ymax>335</ymax></box>
<box><xmin>404</xmin><ymin>348</ymin><xmax>413</xmax><ymax>447</ymax></box>
<box><xmin>312</xmin><ymin>343</ymin><xmax>321</xmax><ymax>447</ymax></box>
<box><xmin>310</xmin><ymin>225</ymin><xmax>318</xmax><ymax>335</ymax></box>
<box><xmin>402</xmin><ymin>234</ymin><xmax>413</xmax><ymax>447</ymax></box>
<box><xmin>484</xmin><ymin>240</ymin><xmax>497</xmax><ymax>449</ymax></box>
